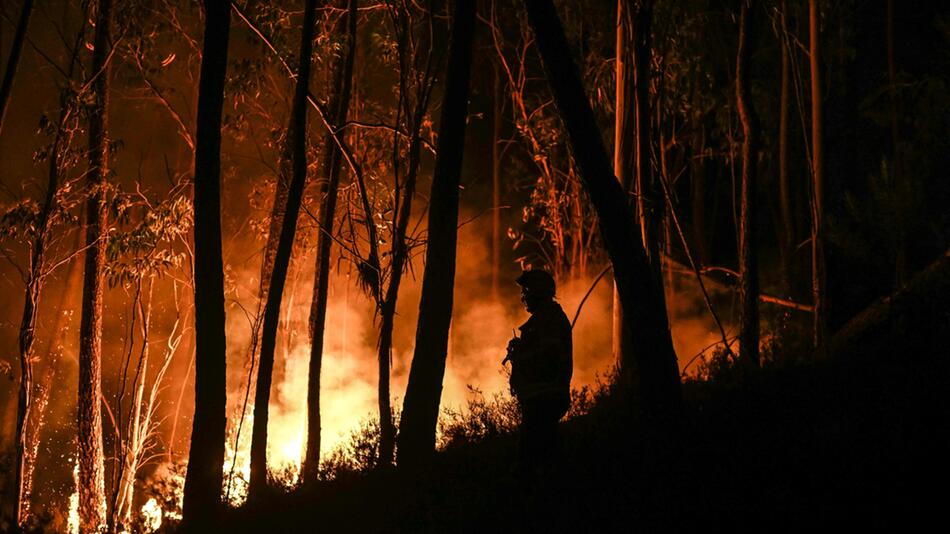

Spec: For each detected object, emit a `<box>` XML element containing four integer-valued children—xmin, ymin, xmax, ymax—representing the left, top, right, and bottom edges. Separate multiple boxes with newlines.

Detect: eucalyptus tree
<box><xmin>302</xmin><ymin>0</ymin><xmax>358</xmax><ymax>485</ymax></box>
<box><xmin>248</xmin><ymin>0</ymin><xmax>321</xmax><ymax>499</ymax></box>
<box><xmin>181</xmin><ymin>0</ymin><xmax>231</xmax><ymax>527</ymax></box>
<box><xmin>77</xmin><ymin>0</ymin><xmax>114</xmax><ymax>528</ymax></box>
<box><xmin>398</xmin><ymin>0</ymin><xmax>478</xmax><ymax>467</ymax></box>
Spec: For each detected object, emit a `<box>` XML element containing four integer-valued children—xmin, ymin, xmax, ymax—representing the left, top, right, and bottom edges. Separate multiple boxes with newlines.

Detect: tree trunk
<box><xmin>14</xmin><ymin>212</ymin><xmax>49</xmax><ymax>527</ymax></box>
<box><xmin>522</xmin><ymin>0</ymin><xmax>681</xmax><ymax>415</ymax></box>
<box><xmin>181</xmin><ymin>0</ymin><xmax>231</xmax><ymax>527</ymax></box>
<box><xmin>690</xmin><ymin>114</ymin><xmax>708</xmax><ymax>267</ymax></box>
<box><xmin>375</xmin><ymin>30</ymin><xmax>431</xmax><ymax>464</ymax></box>
<box><xmin>77</xmin><ymin>0</ymin><xmax>112</xmax><ymax>529</ymax></box>
<box><xmin>630</xmin><ymin>0</ymin><xmax>671</xmax><ymax>354</ymax></box>
<box><xmin>632</xmin><ymin>0</ymin><xmax>656</xmax><ymax>266</ymax></box>
<box><xmin>248</xmin><ymin>0</ymin><xmax>319</xmax><ymax>498</ymax></box>
<box><xmin>612</xmin><ymin>0</ymin><xmax>635</xmax><ymax>375</ymax></box>
<box><xmin>377</xmin><ymin>143</ymin><xmax>423</xmax><ymax>467</ymax></box>
<box><xmin>777</xmin><ymin>0</ymin><xmax>793</xmax><ymax>295</ymax></box>
<box><xmin>397</xmin><ymin>0</ymin><xmax>477</xmax><ymax>467</ymax></box>
<box><xmin>376</xmin><ymin>300</ymin><xmax>397</xmax><ymax>467</ymax></box>
<box><xmin>808</xmin><ymin>0</ymin><xmax>826</xmax><ymax>349</ymax></box>
<box><xmin>491</xmin><ymin>62</ymin><xmax>503</xmax><ymax>300</ymax></box>
<box><xmin>736</xmin><ymin>0</ymin><xmax>760</xmax><ymax>368</ymax></box>
<box><xmin>302</xmin><ymin>0</ymin><xmax>357</xmax><ymax>485</ymax></box>
<box><xmin>0</xmin><ymin>0</ymin><xmax>33</xmax><ymax>134</ymax></box>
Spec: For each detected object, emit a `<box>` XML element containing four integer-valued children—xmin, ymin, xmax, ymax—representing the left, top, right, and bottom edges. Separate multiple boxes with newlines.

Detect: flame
<box><xmin>140</xmin><ymin>498</ymin><xmax>163</xmax><ymax>532</ymax></box>
<box><xmin>67</xmin><ymin>461</ymin><xmax>79</xmax><ymax>534</ymax></box>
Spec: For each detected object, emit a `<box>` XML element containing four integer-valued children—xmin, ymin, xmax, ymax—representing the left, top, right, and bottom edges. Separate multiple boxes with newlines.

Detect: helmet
<box><xmin>516</xmin><ymin>269</ymin><xmax>556</xmax><ymax>298</ymax></box>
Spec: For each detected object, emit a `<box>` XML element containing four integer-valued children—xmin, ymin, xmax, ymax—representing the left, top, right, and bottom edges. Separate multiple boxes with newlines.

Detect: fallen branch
<box><xmin>830</xmin><ymin>247</ymin><xmax>950</xmax><ymax>356</ymax></box>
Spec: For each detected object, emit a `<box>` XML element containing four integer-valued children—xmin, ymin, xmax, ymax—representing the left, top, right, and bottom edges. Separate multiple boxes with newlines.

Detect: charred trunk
<box><xmin>181</xmin><ymin>0</ymin><xmax>231</xmax><ymax>527</ymax></box>
<box><xmin>522</xmin><ymin>0</ymin><xmax>682</xmax><ymax>415</ymax></box>
<box><xmin>736</xmin><ymin>0</ymin><xmax>760</xmax><ymax>367</ymax></box>
<box><xmin>612</xmin><ymin>0</ymin><xmax>636</xmax><ymax>375</ymax></box>
<box><xmin>777</xmin><ymin>0</ymin><xmax>793</xmax><ymax>294</ymax></box>
<box><xmin>376</xmin><ymin>127</ymin><xmax>424</xmax><ymax>467</ymax></box>
<box><xmin>249</xmin><ymin>0</ymin><xmax>319</xmax><ymax>498</ymax></box>
<box><xmin>302</xmin><ymin>0</ymin><xmax>358</xmax><ymax>485</ymax></box>
<box><xmin>808</xmin><ymin>0</ymin><xmax>826</xmax><ymax>349</ymax></box>
<box><xmin>398</xmin><ymin>0</ymin><xmax>477</xmax><ymax>467</ymax></box>
<box><xmin>376</xmin><ymin>300</ymin><xmax>397</xmax><ymax>467</ymax></box>
<box><xmin>491</xmin><ymin>62</ymin><xmax>503</xmax><ymax>300</ymax></box>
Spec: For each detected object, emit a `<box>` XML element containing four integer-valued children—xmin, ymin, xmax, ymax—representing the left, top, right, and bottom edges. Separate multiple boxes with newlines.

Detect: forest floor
<box><xmin>222</xmin><ymin>289</ymin><xmax>950</xmax><ymax>533</ymax></box>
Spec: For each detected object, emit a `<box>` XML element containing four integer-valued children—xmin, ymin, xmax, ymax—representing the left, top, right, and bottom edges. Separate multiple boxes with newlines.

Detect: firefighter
<box><xmin>504</xmin><ymin>269</ymin><xmax>573</xmax><ymax>472</ymax></box>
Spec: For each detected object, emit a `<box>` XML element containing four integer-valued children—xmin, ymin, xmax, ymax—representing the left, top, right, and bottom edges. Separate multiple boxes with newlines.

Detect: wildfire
<box><xmin>67</xmin><ymin>461</ymin><xmax>79</xmax><ymax>534</ymax></box>
<box><xmin>139</xmin><ymin>498</ymin><xmax>163</xmax><ymax>532</ymax></box>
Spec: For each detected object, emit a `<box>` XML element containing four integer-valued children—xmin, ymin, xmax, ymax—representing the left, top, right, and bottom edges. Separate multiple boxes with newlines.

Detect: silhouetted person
<box><xmin>505</xmin><ymin>269</ymin><xmax>573</xmax><ymax>476</ymax></box>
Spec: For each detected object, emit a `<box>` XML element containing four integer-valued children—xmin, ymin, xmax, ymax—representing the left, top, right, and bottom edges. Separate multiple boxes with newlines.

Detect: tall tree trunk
<box><xmin>13</xmin><ymin>24</ymin><xmax>85</xmax><ymax>522</ymax></box>
<box><xmin>248</xmin><ymin>0</ymin><xmax>319</xmax><ymax>498</ymax></box>
<box><xmin>375</xmin><ymin>13</ymin><xmax>433</xmax><ymax>462</ymax></box>
<box><xmin>736</xmin><ymin>0</ymin><xmax>760</xmax><ymax>367</ymax></box>
<box><xmin>77</xmin><ymin>0</ymin><xmax>112</xmax><ymax>529</ymax></box>
<box><xmin>112</xmin><ymin>283</ymin><xmax>153</xmax><ymax>532</ymax></box>
<box><xmin>377</xmin><ymin>136</ymin><xmax>424</xmax><ymax>468</ymax></box>
<box><xmin>632</xmin><ymin>1</ymin><xmax>660</xmax><ymax>270</ymax></box>
<box><xmin>522</xmin><ymin>0</ymin><xmax>682</xmax><ymax>415</ymax></box>
<box><xmin>376</xmin><ymin>300</ymin><xmax>397</xmax><ymax>466</ymax></box>
<box><xmin>13</xmin><ymin>166</ymin><xmax>56</xmax><ymax>528</ymax></box>
<box><xmin>630</xmin><ymin>0</ymin><xmax>671</xmax><ymax>352</ymax></box>
<box><xmin>777</xmin><ymin>0</ymin><xmax>793</xmax><ymax>295</ymax></box>
<box><xmin>808</xmin><ymin>0</ymin><xmax>826</xmax><ymax>349</ymax></box>
<box><xmin>302</xmin><ymin>0</ymin><xmax>357</xmax><ymax>485</ymax></box>
<box><xmin>397</xmin><ymin>0</ymin><xmax>477</xmax><ymax>467</ymax></box>
<box><xmin>612</xmin><ymin>0</ymin><xmax>635</xmax><ymax>375</ymax></box>
<box><xmin>0</xmin><ymin>0</ymin><xmax>33</xmax><ymax>134</ymax></box>
<box><xmin>181</xmin><ymin>0</ymin><xmax>231</xmax><ymax>527</ymax></box>
<box><xmin>690</xmin><ymin>115</ymin><xmax>708</xmax><ymax>266</ymax></box>
<box><xmin>491</xmin><ymin>62</ymin><xmax>503</xmax><ymax>300</ymax></box>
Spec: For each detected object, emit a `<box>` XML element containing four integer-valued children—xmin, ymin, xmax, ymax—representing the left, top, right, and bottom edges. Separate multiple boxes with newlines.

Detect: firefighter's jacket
<box><xmin>508</xmin><ymin>300</ymin><xmax>573</xmax><ymax>402</ymax></box>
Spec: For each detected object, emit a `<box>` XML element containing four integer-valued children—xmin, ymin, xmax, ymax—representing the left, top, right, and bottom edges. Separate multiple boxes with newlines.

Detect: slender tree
<box><xmin>397</xmin><ymin>0</ymin><xmax>478</xmax><ymax>467</ymax></box>
<box><xmin>631</xmin><ymin>0</ymin><xmax>659</xmax><ymax>272</ymax></box>
<box><xmin>522</xmin><ymin>0</ymin><xmax>681</xmax><ymax>414</ymax></box>
<box><xmin>8</xmin><ymin>16</ymin><xmax>89</xmax><ymax>524</ymax></box>
<box><xmin>0</xmin><ymin>0</ymin><xmax>33</xmax><ymax>134</ymax></box>
<box><xmin>248</xmin><ymin>0</ymin><xmax>320</xmax><ymax>498</ymax></box>
<box><xmin>777</xmin><ymin>0</ymin><xmax>794</xmax><ymax>293</ymax></box>
<box><xmin>612</xmin><ymin>0</ymin><xmax>636</xmax><ymax>374</ymax></box>
<box><xmin>372</xmin><ymin>3</ymin><xmax>440</xmax><ymax>467</ymax></box>
<box><xmin>13</xmin><ymin>92</ymin><xmax>62</xmax><ymax>533</ymax></box>
<box><xmin>302</xmin><ymin>0</ymin><xmax>358</xmax><ymax>485</ymax></box>
<box><xmin>808</xmin><ymin>0</ymin><xmax>826</xmax><ymax>348</ymax></box>
<box><xmin>491</xmin><ymin>62</ymin><xmax>503</xmax><ymax>300</ymax></box>
<box><xmin>76</xmin><ymin>0</ymin><xmax>113</xmax><ymax>528</ymax></box>
<box><xmin>181</xmin><ymin>0</ymin><xmax>231</xmax><ymax>527</ymax></box>
<box><xmin>736</xmin><ymin>0</ymin><xmax>760</xmax><ymax>367</ymax></box>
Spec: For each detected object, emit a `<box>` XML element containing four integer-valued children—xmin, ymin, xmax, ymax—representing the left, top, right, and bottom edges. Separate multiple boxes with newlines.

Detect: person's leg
<box><xmin>519</xmin><ymin>401</ymin><xmax>544</xmax><ymax>475</ymax></box>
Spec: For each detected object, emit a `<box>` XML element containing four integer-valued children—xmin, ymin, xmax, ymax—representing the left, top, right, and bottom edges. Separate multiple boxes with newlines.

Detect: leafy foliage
<box><xmin>105</xmin><ymin>193</ymin><xmax>192</xmax><ymax>288</ymax></box>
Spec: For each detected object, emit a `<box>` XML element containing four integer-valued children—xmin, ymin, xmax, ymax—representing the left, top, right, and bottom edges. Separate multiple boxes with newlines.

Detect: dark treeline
<box><xmin>0</xmin><ymin>0</ymin><xmax>948</xmax><ymax>531</ymax></box>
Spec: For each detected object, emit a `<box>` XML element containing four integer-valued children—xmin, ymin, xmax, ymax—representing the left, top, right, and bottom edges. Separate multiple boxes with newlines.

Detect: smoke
<box><xmin>241</xmin><ymin>205</ymin><xmax>735</xmax><ymax>480</ymax></box>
